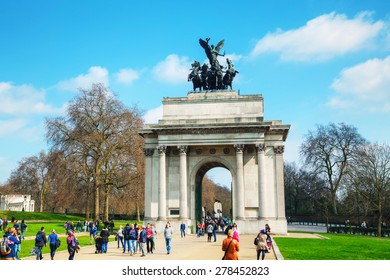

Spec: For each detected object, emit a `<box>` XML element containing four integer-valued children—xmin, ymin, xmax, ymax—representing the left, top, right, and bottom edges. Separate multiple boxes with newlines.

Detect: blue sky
<box><xmin>1</xmin><ymin>0</ymin><xmax>389</xmax><ymax>186</ymax></box>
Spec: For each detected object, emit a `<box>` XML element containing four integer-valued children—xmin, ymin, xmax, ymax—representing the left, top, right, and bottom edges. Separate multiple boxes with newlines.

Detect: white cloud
<box><xmin>114</xmin><ymin>68</ymin><xmax>140</xmax><ymax>85</ymax></box>
<box><xmin>329</xmin><ymin>56</ymin><xmax>390</xmax><ymax>112</ymax></box>
<box><xmin>56</xmin><ymin>66</ymin><xmax>109</xmax><ymax>91</ymax></box>
<box><xmin>143</xmin><ymin>105</ymin><xmax>163</xmax><ymax>124</ymax></box>
<box><xmin>0</xmin><ymin>82</ymin><xmax>64</xmax><ymax>115</ymax></box>
<box><xmin>251</xmin><ymin>11</ymin><xmax>384</xmax><ymax>61</ymax></box>
<box><xmin>0</xmin><ymin>119</ymin><xmax>27</xmax><ymax>137</ymax></box>
<box><xmin>153</xmin><ymin>54</ymin><xmax>190</xmax><ymax>83</ymax></box>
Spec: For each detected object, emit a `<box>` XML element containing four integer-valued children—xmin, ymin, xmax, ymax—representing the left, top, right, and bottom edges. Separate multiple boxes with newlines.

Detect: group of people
<box><xmin>104</xmin><ymin>221</ymin><xmax>173</xmax><ymax>257</ymax></box>
<box><xmin>2</xmin><ymin>216</ymin><xmax>273</xmax><ymax>261</ymax></box>
<box><xmin>221</xmin><ymin>223</ymin><xmax>272</xmax><ymax>260</ymax></box>
<box><xmin>114</xmin><ymin>222</ymin><xmax>157</xmax><ymax>257</ymax></box>
<box><xmin>1</xmin><ymin>216</ymin><xmax>28</xmax><ymax>260</ymax></box>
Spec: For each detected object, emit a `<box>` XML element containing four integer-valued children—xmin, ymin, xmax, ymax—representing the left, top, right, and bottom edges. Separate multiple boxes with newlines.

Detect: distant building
<box><xmin>0</xmin><ymin>195</ymin><xmax>35</xmax><ymax>212</ymax></box>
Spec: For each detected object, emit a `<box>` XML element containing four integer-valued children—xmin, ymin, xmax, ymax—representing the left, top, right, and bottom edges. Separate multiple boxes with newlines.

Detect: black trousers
<box><xmin>146</xmin><ymin>238</ymin><xmax>154</xmax><ymax>253</ymax></box>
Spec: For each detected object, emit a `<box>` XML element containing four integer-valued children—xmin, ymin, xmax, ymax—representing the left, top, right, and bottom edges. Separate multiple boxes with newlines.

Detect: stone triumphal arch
<box><xmin>139</xmin><ymin>90</ymin><xmax>290</xmax><ymax>234</ymax></box>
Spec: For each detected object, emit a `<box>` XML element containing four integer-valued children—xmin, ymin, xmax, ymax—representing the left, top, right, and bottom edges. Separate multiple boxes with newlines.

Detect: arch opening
<box><xmin>195</xmin><ymin>162</ymin><xmax>232</xmax><ymax>223</ymax></box>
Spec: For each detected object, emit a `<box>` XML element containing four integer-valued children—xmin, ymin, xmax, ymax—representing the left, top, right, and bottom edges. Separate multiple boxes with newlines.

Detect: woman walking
<box><xmin>66</xmin><ymin>231</ymin><xmax>79</xmax><ymax>260</ymax></box>
<box><xmin>100</xmin><ymin>226</ymin><xmax>110</xmax><ymax>253</ymax></box>
<box><xmin>48</xmin><ymin>229</ymin><xmax>59</xmax><ymax>260</ymax></box>
<box><xmin>256</xmin><ymin>229</ymin><xmax>269</xmax><ymax>260</ymax></box>
<box><xmin>221</xmin><ymin>229</ymin><xmax>239</xmax><ymax>260</ymax></box>
<box><xmin>163</xmin><ymin>222</ymin><xmax>173</xmax><ymax>255</ymax></box>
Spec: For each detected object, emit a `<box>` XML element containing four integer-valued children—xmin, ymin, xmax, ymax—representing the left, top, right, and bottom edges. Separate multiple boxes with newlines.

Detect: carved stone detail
<box><xmin>256</xmin><ymin>144</ymin><xmax>266</xmax><ymax>152</ymax></box>
<box><xmin>234</xmin><ymin>144</ymin><xmax>245</xmax><ymax>153</ymax></box>
<box><xmin>157</xmin><ymin>145</ymin><xmax>167</xmax><ymax>154</ymax></box>
<box><xmin>143</xmin><ymin>148</ymin><xmax>154</xmax><ymax>157</ymax></box>
<box><xmin>273</xmin><ymin>146</ymin><xmax>284</xmax><ymax>154</ymax></box>
<box><xmin>178</xmin><ymin>145</ymin><xmax>188</xmax><ymax>154</ymax></box>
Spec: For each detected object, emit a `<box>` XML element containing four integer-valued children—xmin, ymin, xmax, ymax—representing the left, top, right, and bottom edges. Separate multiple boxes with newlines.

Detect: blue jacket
<box><xmin>139</xmin><ymin>229</ymin><xmax>147</xmax><ymax>243</ymax></box>
<box><xmin>48</xmin><ymin>233</ymin><xmax>58</xmax><ymax>245</ymax></box>
<box><xmin>1</xmin><ymin>232</ymin><xmax>20</xmax><ymax>259</ymax></box>
<box><xmin>90</xmin><ymin>225</ymin><xmax>97</xmax><ymax>235</ymax></box>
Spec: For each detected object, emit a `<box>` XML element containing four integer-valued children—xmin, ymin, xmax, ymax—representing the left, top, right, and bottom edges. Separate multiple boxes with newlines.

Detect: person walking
<box><xmin>221</xmin><ymin>229</ymin><xmax>239</xmax><ymax>260</ymax></box>
<box><xmin>139</xmin><ymin>225</ymin><xmax>147</xmax><ymax>257</ymax></box>
<box><xmin>206</xmin><ymin>223</ymin><xmax>213</xmax><ymax>242</ymax></box>
<box><xmin>180</xmin><ymin>221</ymin><xmax>186</xmax><ymax>238</ymax></box>
<box><xmin>146</xmin><ymin>224</ymin><xmax>154</xmax><ymax>254</ymax></box>
<box><xmin>129</xmin><ymin>224</ymin><xmax>137</xmax><ymax>255</ymax></box>
<box><xmin>122</xmin><ymin>223</ymin><xmax>131</xmax><ymax>253</ymax></box>
<box><xmin>48</xmin><ymin>229</ymin><xmax>59</xmax><ymax>260</ymax></box>
<box><xmin>117</xmin><ymin>225</ymin><xmax>124</xmax><ymax>249</ymax></box>
<box><xmin>256</xmin><ymin>229</ymin><xmax>269</xmax><ymax>260</ymax></box>
<box><xmin>232</xmin><ymin>223</ymin><xmax>240</xmax><ymax>242</ymax></box>
<box><xmin>265</xmin><ymin>224</ymin><xmax>272</xmax><ymax>250</ymax></box>
<box><xmin>100</xmin><ymin>226</ymin><xmax>110</xmax><ymax>253</ymax></box>
<box><xmin>89</xmin><ymin>222</ymin><xmax>98</xmax><ymax>245</ymax></box>
<box><xmin>164</xmin><ymin>222</ymin><xmax>173</xmax><ymax>255</ymax></box>
<box><xmin>212</xmin><ymin>220</ymin><xmax>218</xmax><ymax>242</ymax></box>
<box><xmin>66</xmin><ymin>230</ymin><xmax>79</xmax><ymax>260</ymax></box>
<box><xmin>20</xmin><ymin>220</ymin><xmax>28</xmax><ymax>240</ymax></box>
<box><xmin>1</xmin><ymin>227</ymin><xmax>20</xmax><ymax>260</ymax></box>
<box><xmin>34</xmin><ymin>226</ymin><xmax>47</xmax><ymax>260</ymax></box>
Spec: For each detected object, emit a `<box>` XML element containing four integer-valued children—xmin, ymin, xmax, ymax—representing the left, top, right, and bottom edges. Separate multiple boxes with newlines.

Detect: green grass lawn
<box><xmin>274</xmin><ymin>233</ymin><xmax>390</xmax><ymax>260</ymax></box>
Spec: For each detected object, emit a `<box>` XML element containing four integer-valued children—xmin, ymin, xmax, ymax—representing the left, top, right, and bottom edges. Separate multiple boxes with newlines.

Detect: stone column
<box><xmin>143</xmin><ymin>148</ymin><xmax>154</xmax><ymax>220</ymax></box>
<box><xmin>274</xmin><ymin>146</ymin><xmax>286</xmax><ymax>219</ymax></box>
<box><xmin>178</xmin><ymin>145</ymin><xmax>188</xmax><ymax>220</ymax></box>
<box><xmin>157</xmin><ymin>145</ymin><xmax>167</xmax><ymax>221</ymax></box>
<box><xmin>256</xmin><ymin>144</ymin><xmax>267</xmax><ymax>218</ymax></box>
<box><xmin>234</xmin><ymin>144</ymin><xmax>245</xmax><ymax>220</ymax></box>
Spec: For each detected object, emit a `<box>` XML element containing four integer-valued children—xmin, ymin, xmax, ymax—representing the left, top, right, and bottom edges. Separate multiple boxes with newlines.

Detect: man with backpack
<box><xmin>35</xmin><ymin>226</ymin><xmax>47</xmax><ymax>260</ymax></box>
<box><xmin>122</xmin><ymin>223</ymin><xmax>131</xmax><ymax>253</ymax></box>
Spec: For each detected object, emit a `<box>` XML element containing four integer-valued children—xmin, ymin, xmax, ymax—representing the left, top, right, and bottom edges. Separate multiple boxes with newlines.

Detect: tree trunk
<box><xmin>94</xmin><ymin>184</ymin><xmax>100</xmax><ymax>221</ymax></box>
<box><xmin>85</xmin><ymin>185</ymin><xmax>91</xmax><ymax>220</ymax></box>
<box><xmin>331</xmin><ymin>191</ymin><xmax>338</xmax><ymax>215</ymax></box>
<box><xmin>103</xmin><ymin>186</ymin><xmax>110</xmax><ymax>222</ymax></box>
<box><xmin>136</xmin><ymin>202</ymin><xmax>141</xmax><ymax>222</ymax></box>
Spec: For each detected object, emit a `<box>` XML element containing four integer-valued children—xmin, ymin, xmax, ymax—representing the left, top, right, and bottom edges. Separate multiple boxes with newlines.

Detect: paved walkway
<box><xmin>22</xmin><ymin>231</ymin><xmax>323</xmax><ymax>261</ymax></box>
<box><xmin>23</xmin><ymin>233</ymin><xmax>276</xmax><ymax>260</ymax></box>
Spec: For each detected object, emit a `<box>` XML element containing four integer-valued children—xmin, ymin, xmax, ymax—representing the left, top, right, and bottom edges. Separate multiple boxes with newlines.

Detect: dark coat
<box><xmin>100</xmin><ymin>228</ymin><xmax>110</xmax><ymax>243</ymax></box>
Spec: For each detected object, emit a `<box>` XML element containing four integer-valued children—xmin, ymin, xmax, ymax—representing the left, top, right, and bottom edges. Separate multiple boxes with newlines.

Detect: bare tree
<box><xmin>8</xmin><ymin>151</ymin><xmax>51</xmax><ymax>212</ymax></box>
<box><xmin>46</xmin><ymin>83</ymin><xmax>143</xmax><ymax>220</ymax></box>
<box><xmin>347</xmin><ymin>143</ymin><xmax>390</xmax><ymax>236</ymax></box>
<box><xmin>300</xmin><ymin>123</ymin><xmax>366</xmax><ymax>214</ymax></box>
<box><xmin>284</xmin><ymin>162</ymin><xmax>328</xmax><ymax>216</ymax></box>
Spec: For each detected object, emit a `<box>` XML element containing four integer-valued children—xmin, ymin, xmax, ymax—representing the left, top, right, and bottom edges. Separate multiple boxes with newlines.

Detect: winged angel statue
<box><xmin>187</xmin><ymin>38</ymin><xmax>238</xmax><ymax>91</ymax></box>
<box><xmin>199</xmin><ymin>38</ymin><xmax>225</xmax><ymax>72</ymax></box>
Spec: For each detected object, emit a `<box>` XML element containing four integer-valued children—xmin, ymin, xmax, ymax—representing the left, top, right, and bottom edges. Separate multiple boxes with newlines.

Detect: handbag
<box><xmin>55</xmin><ymin>239</ymin><xmax>61</xmax><ymax>249</ymax></box>
<box><xmin>222</xmin><ymin>239</ymin><xmax>233</xmax><ymax>260</ymax></box>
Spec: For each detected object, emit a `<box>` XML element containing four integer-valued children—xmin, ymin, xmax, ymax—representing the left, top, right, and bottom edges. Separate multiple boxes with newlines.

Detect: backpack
<box><xmin>254</xmin><ymin>234</ymin><xmax>260</xmax><ymax>246</ymax></box>
<box><xmin>0</xmin><ymin>236</ymin><xmax>11</xmax><ymax>255</ymax></box>
<box><xmin>123</xmin><ymin>227</ymin><xmax>130</xmax><ymax>239</ymax></box>
<box><xmin>35</xmin><ymin>232</ymin><xmax>43</xmax><ymax>243</ymax></box>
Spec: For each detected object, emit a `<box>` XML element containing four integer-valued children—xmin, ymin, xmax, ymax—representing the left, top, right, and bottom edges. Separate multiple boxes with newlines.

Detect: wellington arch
<box><xmin>139</xmin><ymin>90</ymin><xmax>290</xmax><ymax>234</ymax></box>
